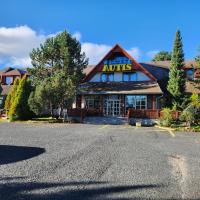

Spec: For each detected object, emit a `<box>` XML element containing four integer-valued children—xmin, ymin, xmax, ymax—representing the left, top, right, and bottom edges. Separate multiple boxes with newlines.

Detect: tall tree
<box><xmin>9</xmin><ymin>76</ymin><xmax>33</xmax><ymax>121</ymax></box>
<box><xmin>28</xmin><ymin>31</ymin><xmax>88</xmax><ymax>116</ymax></box>
<box><xmin>152</xmin><ymin>51</ymin><xmax>171</xmax><ymax>61</ymax></box>
<box><xmin>167</xmin><ymin>30</ymin><xmax>186</xmax><ymax>109</ymax></box>
<box><xmin>4</xmin><ymin>78</ymin><xmax>20</xmax><ymax>114</ymax></box>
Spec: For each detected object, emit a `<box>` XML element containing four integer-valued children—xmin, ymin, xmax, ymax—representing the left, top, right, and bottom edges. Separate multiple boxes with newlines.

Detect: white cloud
<box><xmin>9</xmin><ymin>56</ymin><xmax>32</xmax><ymax>67</ymax></box>
<box><xmin>82</xmin><ymin>43</ymin><xmax>141</xmax><ymax>64</ymax></box>
<box><xmin>127</xmin><ymin>47</ymin><xmax>141</xmax><ymax>61</ymax></box>
<box><xmin>0</xmin><ymin>25</ymin><xmax>50</xmax><ymax>67</ymax></box>
<box><xmin>0</xmin><ymin>25</ymin><xmax>142</xmax><ymax>67</ymax></box>
<box><xmin>72</xmin><ymin>32</ymin><xmax>82</xmax><ymax>41</ymax></box>
<box><xmin>81</xmin><ymin>43</ymin><xmax>112</xmax><ymax>64</ymax></box>
<box><xmin>146</xmin><ymin>50</ymin><xmax>159</xmax><ymax>59</ymax></box>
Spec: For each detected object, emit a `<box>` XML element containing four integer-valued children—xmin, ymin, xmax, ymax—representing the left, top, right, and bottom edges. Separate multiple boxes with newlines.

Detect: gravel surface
<box><xmin>0</xmin><ymin>122</ymin><xmax>200</xmax><ymax>199</ymax></box>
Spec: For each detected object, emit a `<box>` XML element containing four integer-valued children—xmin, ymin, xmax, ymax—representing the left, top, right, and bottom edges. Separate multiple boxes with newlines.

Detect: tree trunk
<box><xmin>50</xmin><ymin>102</ymin><xmax>53</xmax><ymax>117</ymax></box>
<box><xmin>58</xmin><ymin>104</ymin><xmax>63</xmax><ymax>119</ymax></box>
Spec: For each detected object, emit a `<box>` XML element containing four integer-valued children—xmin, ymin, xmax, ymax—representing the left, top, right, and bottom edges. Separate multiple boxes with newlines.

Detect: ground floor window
<box><xmin>0</xmin><ymin>96</ymin><xmax>3</xmax><ymax>106</ymax></box>
<box><xmin>85</xmin><ymin>95</ymin><xmax>100</xmax><ymax>109</ymax></box>
<box><xmin>125</xmin><ymin>95</ymin><xmax>147</xmax><ymax>113</ymax></box>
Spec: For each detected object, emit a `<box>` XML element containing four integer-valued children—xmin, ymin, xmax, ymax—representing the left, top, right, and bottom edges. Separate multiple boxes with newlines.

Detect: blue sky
<box><xmin>0</xmin><ymin>0</ymin><xmax>200</xmax><ymax>67</ymax></box>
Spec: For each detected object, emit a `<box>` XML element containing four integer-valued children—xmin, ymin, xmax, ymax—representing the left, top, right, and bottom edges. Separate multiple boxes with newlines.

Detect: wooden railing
<box><xmin>66</xmin><ymin>108</ymin><xmax>102</xmax><ymax>122</ymax></box>
<box><xmin>127</xmin><ymin>109</ymin><xmax>181</xmax><ymax>120</ymax></box>
<box><xmin>85</xmin><ymin>108</ymin><xmax>102</xmax><ymax>116</ymax></box>
<box><xmin>127</xmin><ymin>109</ymin><xmax>161</xmax><ymax>119</ymax></box>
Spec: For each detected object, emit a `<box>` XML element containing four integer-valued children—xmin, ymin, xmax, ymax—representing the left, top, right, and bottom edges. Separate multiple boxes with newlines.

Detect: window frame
<box><xmin>101</xmin><ymin>73</ymin><xmax>114</xmax><ymax>82</ymax></box>
<box><xmin>85</xmin><ymin>95</ymin><xmax>100</xmax><ymax>109</ymax></box>
<box><xmin>123</xmin><ymin>72</ymin><xmax>137</xmax><ymax>82</ymax></box>
<box><xmin>125</xmin><ymin>95</ymin><xmax>147</xmax><ymax>113</ymax></box>
<box><xmin>5</xmin><ymin>76</ymin><xmax>13</xmax><ymax>85</ymax></box>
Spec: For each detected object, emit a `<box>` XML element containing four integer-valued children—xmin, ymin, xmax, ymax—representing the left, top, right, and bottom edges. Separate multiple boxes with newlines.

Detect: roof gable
<box><xmin>83</xmin><ymin>44</ymin><xmax>156</xmax><ymax>82</ymax></box>
<box><xmin>0</xmin><ymin>67</ymin><xmax>28</xmax><ymax>76</ymax></box>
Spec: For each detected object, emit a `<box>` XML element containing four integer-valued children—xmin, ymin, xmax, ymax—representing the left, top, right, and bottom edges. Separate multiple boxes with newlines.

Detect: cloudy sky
<box><xmin>0</xmin><ymin>0</ymin><xmax>200</xmax><ymax>68</ymax></box>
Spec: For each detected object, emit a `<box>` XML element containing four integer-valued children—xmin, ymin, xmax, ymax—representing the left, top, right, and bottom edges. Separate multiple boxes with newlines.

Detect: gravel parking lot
<box><xmin>0</xmin><ymin>122</ymin><xmax>200</xmax><ymax>199</ymax></box>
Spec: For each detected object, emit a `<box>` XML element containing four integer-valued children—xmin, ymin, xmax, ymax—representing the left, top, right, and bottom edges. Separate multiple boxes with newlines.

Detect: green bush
<box><xmin>180</xmin><ymin>105</ymin><xmax>196</xmax><ymax>127</ymax></box>
<box><xmin>9</xmin><ymin>76</ymin><xmax>34</xmax><ymax>121</ymax></box>
<box><xmin>160</xmin><ymin>108</ymin><xmax>173</xmax><ymax>127</ymax></box>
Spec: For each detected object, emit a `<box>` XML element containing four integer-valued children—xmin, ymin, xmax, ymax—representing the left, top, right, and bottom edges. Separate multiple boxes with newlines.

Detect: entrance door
<box><xmin>104</xmin><ymin>99</ymin><xmax>121</xmax><ymax>116</ymax></box>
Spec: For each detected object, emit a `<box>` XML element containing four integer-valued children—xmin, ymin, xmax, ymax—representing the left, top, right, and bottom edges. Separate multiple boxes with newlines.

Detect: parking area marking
<box><xmin>155</xmin><ymin>126</ymin><xmax>176</xmax><ymax>137</ymax></box>
<box><xmin>99</xmin><ymin>125</ymin><xmax>110</xmax><ymax>129</ymax></box>
<box><xmin>168</xmin><ymin>130</ymin><xmax>175</xmax><ymax>137</ymax></box>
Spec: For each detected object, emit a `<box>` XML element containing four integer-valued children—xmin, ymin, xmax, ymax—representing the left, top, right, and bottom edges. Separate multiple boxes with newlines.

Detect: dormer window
<box><xmin>123</xmin><ymin>72</ymin><xmax>137</xmax><ymax>81</ymax></box>
<box><xmin>5</xmin><ymin>76</ymin><xmax>13</xmax><ymax>85</ymax></box>
<box><xmin>186</xmin><ymin>69</ymin><xmax>194</xmax><ymax>80</ymax></box>
<box><xmin>101</xmin><ymin>73</ymin><xmax>114</xmax><ymax>82</ymax></box>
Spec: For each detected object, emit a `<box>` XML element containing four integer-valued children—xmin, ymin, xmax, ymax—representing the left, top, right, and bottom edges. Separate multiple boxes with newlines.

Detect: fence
<box><xmin>127</xmin><ymin>109</ymin><xmax>180</xmax><ymax>120</ymax></box>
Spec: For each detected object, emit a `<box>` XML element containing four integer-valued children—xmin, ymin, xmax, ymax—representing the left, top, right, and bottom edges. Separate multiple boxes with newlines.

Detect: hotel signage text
<box><xmin>102</xmin><ymin>57</ymin><xmax>132</xmax><ymax>72</ymax></box>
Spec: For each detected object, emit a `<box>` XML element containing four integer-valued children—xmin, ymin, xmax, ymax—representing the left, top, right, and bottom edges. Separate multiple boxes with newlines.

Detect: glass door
<box><xmin>104</xmin><ymin>98</ymin><xmax>121</xmax><ymax>116</ymax></box>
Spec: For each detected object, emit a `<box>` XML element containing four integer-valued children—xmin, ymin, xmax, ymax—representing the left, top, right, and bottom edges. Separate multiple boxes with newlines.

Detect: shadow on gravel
<box><xmin>0</xmin><ymin>145</ymin><xmax>45</xmax><ymax>165</ymax></box>
<box><xmin>0</xmin><ymin>177</ymin><xmax>164</xmax><ymax>200</ymax></box>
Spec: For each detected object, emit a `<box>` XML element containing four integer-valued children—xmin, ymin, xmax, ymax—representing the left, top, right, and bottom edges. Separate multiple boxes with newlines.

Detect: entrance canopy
<box><xmin>78</xmin><ymin>81</ymin><xmax>163</xmax><ymax>95</ymax></box>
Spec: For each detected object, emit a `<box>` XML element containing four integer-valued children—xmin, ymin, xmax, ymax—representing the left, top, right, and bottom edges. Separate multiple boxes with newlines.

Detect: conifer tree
<box><xmin>167</xmin><ymin>30</ymin><xmax>186</xmax><ymax>108</ymax></box>
<box><xmin>9</xmin><ymin>76</ymin><xmax>33</xmax><ymax>121</ymax></box>
<box><xmin>4</xmin><ymin>78</ymin><xmax>19</xmax><ymax>114</ymax></box>
<box><xmin>28</xmin><ymin>30</ymin><xmax>88</xmax><ymax>116</ymax></box>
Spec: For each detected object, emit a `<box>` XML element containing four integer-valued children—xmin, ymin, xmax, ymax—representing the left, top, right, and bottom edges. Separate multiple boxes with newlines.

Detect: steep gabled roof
<box><xmin>83</xmin><ymin>44</ymin><xmax>157</xmax><ymax>82</ymax></box>
<box><xmin>141</xmin><ymin>60</ymin><xmax>199</xmax><ymax>69</ymax></box>
<box><xmin>0</xmin><ymin>67</ymin><xmax>28</xmax><ymax>76</ymax></box>
<box><xmin>0</xmin><ymin>67</ymin><xmax>14</xmax><ymax>75</ymax></box>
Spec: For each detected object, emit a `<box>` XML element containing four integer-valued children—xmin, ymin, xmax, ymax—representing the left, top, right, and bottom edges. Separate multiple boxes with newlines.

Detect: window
<box><xmin>0</xmin><ymin>97</ymin><xmax>3</xmax><ymax>106</ymax></box>
<box><xmin>123</xmin><ymin>72</ymin><xmax>137</xmax><ymax>81</ymax></box>
<box><xmin>85</xmin><ymin>95</ymin><xmax>100</xmax><ymax>109</ymax></box>
<box><xmin>101</xmin><ymin>73</ymin><xmax>114</xmax><ymax>82</ymax></box>
<box><xmin>5</xmin><ymin>76</ymin><xmax>13</xmax><ymax>85</ymax></box>
<box><xmin>125</xmin><ymin>95</ymin><xmax>147</xmax><ymax>113</ymax></box>
<box><xmin>186</xmin><ymin>69</ymin><xmax>194</xmax><ymax>80</ymax></box>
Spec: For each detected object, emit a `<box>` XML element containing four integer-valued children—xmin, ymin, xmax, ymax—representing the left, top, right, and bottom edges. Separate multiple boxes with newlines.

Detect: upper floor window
<box><xmin>123</xmin><ymin>72</ymin><xmax>137</xmax><ymax>81</ymax></box>
<box><xmin>101</xmin><ymin>73</ymin><xmax>114</xmax><ymax>82</ymax></box>
<box><xmin>5</xmin><ymin>76</ymin><xmax>13</xmax><ymax>85</ymax></box>
<box><xmin>186</xmin><ymin>69</ymin><xmax>194</xmax><ymax>80</ymax></box>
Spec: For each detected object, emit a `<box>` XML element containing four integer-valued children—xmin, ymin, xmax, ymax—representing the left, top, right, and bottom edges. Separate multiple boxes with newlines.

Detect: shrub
<box><xmin>4</xmin><ymin>78</ymin><xmax>19</xmax><ymax>114</ymax></box>
<box><xmin>191</xmin><ymin>93</ymin><xmax>200</xmax><ymax>109</ymax></box>
<box><xmin>9</xmin><ymin>76</ymin><xmax>34</xmax><ymax>121</ymax></box>
<box><xmin>180</xmin><ymin>105</ymin><xmax>196</xmax><ymax>127</ymax></box>
<box><xmin>160</xmin><ymin>108</ymin><xmax>173</xmax><ymax>127</ymax></box>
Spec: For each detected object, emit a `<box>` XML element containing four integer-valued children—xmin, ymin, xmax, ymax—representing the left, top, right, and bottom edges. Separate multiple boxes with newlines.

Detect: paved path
<box><xmin>0</xmin><ymin>122</ymin><xmax>200</xmax><ymax>199</ymax></box>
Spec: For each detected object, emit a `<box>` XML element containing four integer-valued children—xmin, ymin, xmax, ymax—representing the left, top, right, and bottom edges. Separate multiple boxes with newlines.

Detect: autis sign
<box><xmin>102</xmin><ymin>57</ymin><xmax>132</xmax><ymax>72</ymax></box>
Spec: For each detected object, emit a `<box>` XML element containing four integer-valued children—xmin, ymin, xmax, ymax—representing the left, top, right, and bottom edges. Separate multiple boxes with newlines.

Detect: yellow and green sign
<box><xmin>102</xmin><ymin>57</ymin><xmax>132</xmax><ymax>72</ymax></box>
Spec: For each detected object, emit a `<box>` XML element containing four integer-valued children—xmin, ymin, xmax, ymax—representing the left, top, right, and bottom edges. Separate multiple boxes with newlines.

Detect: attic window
<box><xmin>101</xmin><ymin>73</ymin><xmax>114</xmax><ymax>82</ymax></box>
<box><xmin>5</xmin><ymin>76</ymin><xmax>13</xmax><ymax>85</ymax></box>
<box><xmin>186</xmin><ymin>69</ymin><xmax>194</xmax><ymax>80</ymax></box>
<box><xmin>123</xmin><ymin>72</ymin><xmax>137</xmax><ymax>81</ymax></box>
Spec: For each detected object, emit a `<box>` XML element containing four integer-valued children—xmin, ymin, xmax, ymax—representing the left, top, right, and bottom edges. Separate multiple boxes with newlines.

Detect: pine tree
<box><xmin>4</xmin><ymin>78</ymin><xmax>20</xmax><ymax>113</ymax></box>
<box><xmin>167</xmin><ymin>30</ymin><xmax>186</xmax><ymax>108</ymax></box>
<box><xmin>152</xmin><ymin>51</ymin><xmax>171</xmax><ymax>61</ymax></box>
<box><xmin>9</xmin><ymin>76</ymin><xmax>33</xmax><ymax>121</ymax></box>
<box><xmin>28</xmin><ymin>30</ymin><xmax>88</xmax><ymax>117</ymax></box>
